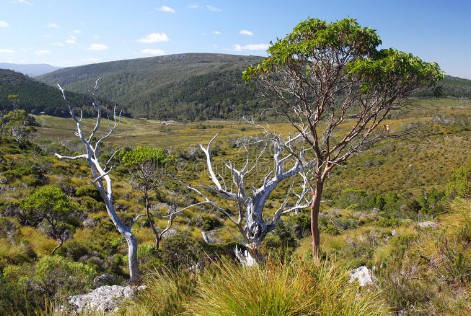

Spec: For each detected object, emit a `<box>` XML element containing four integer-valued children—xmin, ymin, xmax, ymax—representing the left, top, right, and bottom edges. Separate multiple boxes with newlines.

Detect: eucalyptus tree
<box><xmin>55</xmin><ymin>80</ymin><xmax>142</xmax><ymax>282</ymax></box>
<box><xmin>3</xmin><ymin>109</ymin><xmax>37</xmax><ymax>145</ymax></box>
<box><xmin>121</xmin><ymin>146</ymin><xmax>178</xmax><ymax>250</ymax></box>
<box><xmin>243</xmin><ymin>18</ymin><xmax>443</xmax><ymax>258</ymax></box>
<box><xmin>196</xmin><ymin>134</ymin><xmax>309</xmax><ymax>265</ymax></box>
<box><xmin>21</xmin><ymin>185</ymin><xmax>77</xmax><ymax>255</ymax></box>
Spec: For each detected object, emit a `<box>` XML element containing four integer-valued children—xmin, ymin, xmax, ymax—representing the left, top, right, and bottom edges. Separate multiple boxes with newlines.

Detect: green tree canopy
<box><xmin>121</xmin><ymin>146</ymin><xmax>173</xmax><ymax>167</ymax></box>
<box><xmin>243</xmin><ymin>17</ymin><xmax>444</xmax><ymax>258</ymax></box>
<box><xmin>21</xmin><ymin>186</ymin><xmax>76</xmax><ymax>254</ymax></box>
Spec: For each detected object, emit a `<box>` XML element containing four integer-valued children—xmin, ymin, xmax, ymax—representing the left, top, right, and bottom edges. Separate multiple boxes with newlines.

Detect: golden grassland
<box><xmin>33</xmin><ymin>97</ymin><xmax>470</xmax><ymax>148</ymax></box>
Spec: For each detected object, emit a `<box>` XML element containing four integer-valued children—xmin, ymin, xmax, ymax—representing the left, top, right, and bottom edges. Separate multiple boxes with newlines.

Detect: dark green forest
<box><xmin>0</xmin><ymin>53</ymin><xmax>469</xmax><ymax>122</ymax></box>
<box><xmin>36</xmin><ymin>54</ymin><xmax>269</xmax><ymax>121</ymax></box>
<box><xmin>0</xmin><ymin>69</ymin><xmax>118</xmax><ymax>117</ymax></box>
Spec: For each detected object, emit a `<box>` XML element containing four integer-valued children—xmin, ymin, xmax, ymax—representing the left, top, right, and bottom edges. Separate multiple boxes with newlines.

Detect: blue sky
<box><xmin>1</xmin><ymin>0</ymin><xmax>470</xmax><ymax>78</ymax></box>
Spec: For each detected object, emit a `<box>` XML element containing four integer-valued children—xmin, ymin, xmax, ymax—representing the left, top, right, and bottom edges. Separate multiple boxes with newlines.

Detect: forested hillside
<box><xmin>0</xmin><ymin>69</ymin><xmax>118</xmax><ymax>117</ymax></box>
<box><xmin>36</xmin><ymin>53</ymin><xmax>269</xmax><ymax>121</ymax></box>
<box><xmin>36</xmin><ymin>53</ymin><xmax>471</xmax><ymax>121</ymax></box>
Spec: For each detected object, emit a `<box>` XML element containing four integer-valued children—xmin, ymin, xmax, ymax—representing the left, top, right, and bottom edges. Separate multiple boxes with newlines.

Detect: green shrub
<box><xmin>376</xmin><ymin>199</ymin><xmax>471</xmax><ymax>315</ymax></box>
<box><xmin>159</xmin><ymin>233</ymin><xmax>205</xmax><ymax>271</ymax></box>
<box><xmin>77</xmin><ymin>195</ymin><xmax>105</xmax><ymax>212</ymax></box>
<box><xmin>76</xmin><ymin>184</ymin><xmax>102</xmax><ymax>201</ymax></box>
<box><xmin>34</xmin><ymin>255</ymin><xmax>96</xmax><ymax>298</ymax></box>
<box><xmin>1</xmin><ymin>256</ymin><xmax>95</xmax><ymax>314</ymax></box>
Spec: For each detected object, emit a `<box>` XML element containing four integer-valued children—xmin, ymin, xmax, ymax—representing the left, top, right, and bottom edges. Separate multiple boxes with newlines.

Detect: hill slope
<box><xmin>0</xmin><ymin>63</ymin><xmax>61</xmax><ymax>77</ymax></box>
<box><xmin>0</xmin><ymin>69</ymin><xmax>115</xmax><ymax>117</ymax></box>
<box><xmin>36</xmin><ymin>53</ymin><xmax>471</xmax><ymax>121</ymax></box>
<box><xmin>36</xmin><ymin>53</ymin><xmax>268</xmax><ymax>121</ymax></box>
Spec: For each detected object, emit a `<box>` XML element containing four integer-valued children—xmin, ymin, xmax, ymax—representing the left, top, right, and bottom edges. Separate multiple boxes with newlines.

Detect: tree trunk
<box><xmin>125</xmin><ymin>231</ymin><xmax>140</xmax><ymax>283</ymax></box>
<box><xmin>101</xmin><ymin>189</ymin><xmax>140</xmax><ymax>283</ymax></box>
<box><xmin>144</xmin><ymin>191</ymin><xmax>160</xmax><ymax>250</ymax></box>
<box><xmin>310</xmin><ymin>178</ymin><xmax>324</xmax><ymax>260</ymax></box>
<box><xmin>52</xmin><ymin>238</ymin><xmax>64</xmax><ymax>255</ymax></box>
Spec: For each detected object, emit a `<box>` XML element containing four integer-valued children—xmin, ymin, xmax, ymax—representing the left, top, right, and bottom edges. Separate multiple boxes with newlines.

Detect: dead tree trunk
<box><xmin>197</xmin><ymin>133</ymin><xmax>309</xmax><ymax>265</ymax></box>
<box><xmin>55</xmin><ymin>81</ymin><xmax>141</xmax><ymax>282</ymax></box>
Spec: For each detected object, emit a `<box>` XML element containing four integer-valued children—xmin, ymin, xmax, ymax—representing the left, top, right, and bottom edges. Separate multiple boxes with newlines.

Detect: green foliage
<box><xmin>159</xmin><ymin>233</ymin><xmax>205</xmax><ymax>271</ymax></box>
<box><xmin>21</xmin><ymin>186</ymin><xmax>80</xmax><ymax>253</ymax></box>
<box><xmin>75</xmin><ymin>184</ymin><xmax>102</xmax><ymax>201</ymax></box>
<box><xmin>120</xmin><ymin>145</ymin><xmax>172</xmax><ymax>167</ymax></box>
<box><xmin>446</xmin><ymin>158</ymin><xmax>471</xmax><ymax>199</ymax></box>
<box><xmin>244</xmin><ymin>18</ymin><xmax>442</xmax><ymax>91</ymax></box>
<box><xmin>1</xmin><ymin>256</ymin><xmax>96</xmax><ymax>314</ymax></box>
<box><xmin>34</xmin><ymin>255</ymin><xmax>96</xmax><ymax>296</ymax></box>
<box><xmin>3</xmin><ymin>109</ymin><xmax>37</xmax><ymax>145</ymax></box>
<box><xmin>374</xmin><ymin>199</ymin><xmax>471</xmax><ymax>315</ymax></box>
<box><xmin>347</xmin><ymin>48</ymin><xmax>443</xmax><ymax>93</ymax></box>
<box><xmin>22</xmin><ymin>185</ymin><xmax>71</xmax><ymax>215</ymax></box>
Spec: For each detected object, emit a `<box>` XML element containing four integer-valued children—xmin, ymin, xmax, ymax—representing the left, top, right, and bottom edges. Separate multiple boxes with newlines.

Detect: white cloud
<box><xmin>187</xmin><ymin>4</ymin><xmax>221</xmax><ymax>11</ymax></box>
<box><xmin>240</xmin><ymin>30</ymin><xmax>254</xmax><ymax>36</ymax></box>
<box><xmin>213</xmin><ymin>30</ymin><xmax>221</xmax><ymax>35</ymax></box>
<box><xmin>73</xmin><ymin>29</ymin><xmax>81</xmax><ymax>34</ymax></box>
<box><xmin>158</xmin><ymin>5</ymin><xmax>175</xmax><ymax>13</ymax></box>
<box><xmin>12</xmin><ymin>0</ymin><xmax>33</xmax><ymax>6</ymax></box>
<box><xmin>47</xmin><ymin>22</ymin><xmax>59</xmax><ymax>28</ymax></box>
<box><xmin>137</xmin><ymin>32</ymin><xmax>169</xmax><ymax>43</ymax></box>
<box><xmin>0</xmin><ymin>49</ymin><xmax>15</xmax><ymax>53</ymax></box>
<box><xmin>88</xmin><ymin>43</ymin><xmax>108</xmax><ymax>51</ymax></box>
<box><xmin>206</xmin><ymin>5</ymin><xmax>221</xmax><ymax>12</ymax></box>
<box><xmin>66</xmin><ymin>35</ymin><xmax>77</xmax><ymax>44</ymax></box>
<box><xmin>233</xmin><ymin>43</ymin><xmax>269</xmax><ymax>51</ymax></box>
<box><xmin>141</xmin><ymin>48</ymin><xmax>165</xmax><ymax>55</ymax></box>
<box><xmin>0</xmin><ymin>20</ymin><xmax>9</xmax><ymax>28</ymax></box>
<box><xmin>34</xmin><ymin>49</ymin><xmax>51</xmax><ymax>55</ymax></box>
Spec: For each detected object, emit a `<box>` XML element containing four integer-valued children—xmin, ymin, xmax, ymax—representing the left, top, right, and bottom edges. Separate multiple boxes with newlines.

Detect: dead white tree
<box><xmin>196</xmin><ymin>133</ymin><xmax>310</xmax><ymax>265</ymax></box>
<box><xmin>55</xmin><ymin>80</ymin><xmax>142</xmax><ymax>282</ymax></box>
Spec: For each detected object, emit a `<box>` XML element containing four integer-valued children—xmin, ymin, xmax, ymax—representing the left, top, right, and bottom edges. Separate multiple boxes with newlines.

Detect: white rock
<box><xmin>349</xmin><ymin>266</ymin><xmax>374</xmax><ymax>286</ymax></box>
<box><xmin>64</xmin><ymin>285</ymin><xmax>143</xmax><ymax>315</ymax></box>
<box><xmin>418</xmin><ymin>221</ymin><xmax>438</xmax><ymax>229</ymax></box>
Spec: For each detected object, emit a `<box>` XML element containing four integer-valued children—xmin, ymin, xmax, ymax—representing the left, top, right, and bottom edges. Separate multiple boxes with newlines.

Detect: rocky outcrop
<box><xmin>62</xmin><ymin>285</ymin><xmax>145</xmax><ymax>315</ymax></box>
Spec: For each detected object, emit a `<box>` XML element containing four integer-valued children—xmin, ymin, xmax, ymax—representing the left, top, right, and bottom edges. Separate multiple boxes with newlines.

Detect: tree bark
<box><xmin>51</xmin><ymin>238</ymin><xmax>64</xmax><ymax>255</ymax></box>
<box><xmin>125</xmin><ymin>232</ymin><xmax>140</xmax><ymax>283</ymax></box>
<box><xmin>310</xmin><ymin>177</ymin><xmax>324</xmax><ymax>260</ymax></box>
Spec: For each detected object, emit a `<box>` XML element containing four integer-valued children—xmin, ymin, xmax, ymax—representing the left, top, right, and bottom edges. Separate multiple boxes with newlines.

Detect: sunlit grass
<box><xmin>20</xmin><ymin>226</ymin><xmax>56</xmax><ymax>256</ymax></box>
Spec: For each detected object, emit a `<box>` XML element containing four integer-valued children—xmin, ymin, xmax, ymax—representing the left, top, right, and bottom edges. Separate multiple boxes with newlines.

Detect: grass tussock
<box><xmin>375</xmin><ymin>198</ymin><xmax>471</xmax><ymax>315</ymax></box>
<box><xmin>118</xmin><ymin>269</ymin><xmax>197</xmax><ymax>316</ymax></box>
<box><xmin>122</xmin><ymin>258</ymin><xmax>389</xmax><ymax>316</ymax></box>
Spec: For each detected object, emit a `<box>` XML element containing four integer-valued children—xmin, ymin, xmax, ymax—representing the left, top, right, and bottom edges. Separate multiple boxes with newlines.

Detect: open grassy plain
<box><xmin>33</xmin><ymin>97</ymin><xmax>471</xmax><ymax>195</ymax></box>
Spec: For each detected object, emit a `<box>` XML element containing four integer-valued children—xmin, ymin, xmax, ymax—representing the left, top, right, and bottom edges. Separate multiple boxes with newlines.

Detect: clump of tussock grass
<box><xmin>186</xmin><ymin>258</ymin><xmax>390</xmax><ymax>316</ymax></box>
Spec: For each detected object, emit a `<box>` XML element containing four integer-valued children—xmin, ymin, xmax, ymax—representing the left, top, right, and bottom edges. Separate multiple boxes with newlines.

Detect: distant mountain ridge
<box><xmin>3</xmin><ymin>53</ymin><xmax>469</xmax><ymax>121</ymax></box>
<box><xmin>0</xmin><ymin>69</ymin><xmax>116</xmax><ymax>117</ymax></box>
<box><xmin>36</xmin><ymin>53</ymin><xmax>269</xmax><ymax>121</ymax></box>
<box><xmin>36</xmin><ymin>53</ymin><xmax>471</xmax><ymax>121</ymax></box>
<box><xmin>0</xmin><ymin>63</ymin><xmax>61</xmax><ymax>77</ymax></box>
